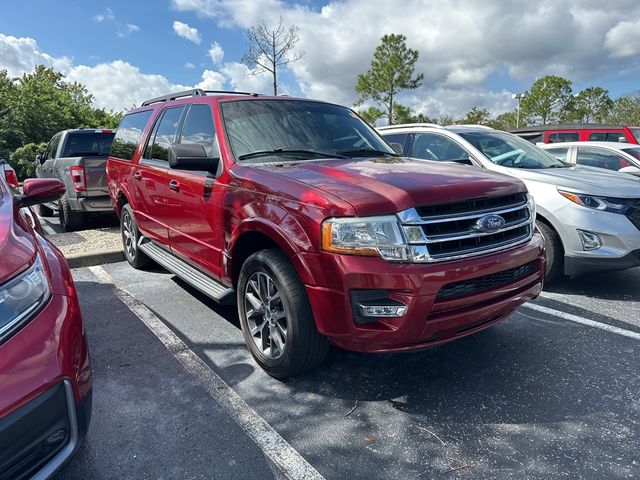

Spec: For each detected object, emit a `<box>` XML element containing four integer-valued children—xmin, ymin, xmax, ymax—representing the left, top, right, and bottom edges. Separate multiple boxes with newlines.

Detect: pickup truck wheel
<box><xmin>536</xmin><ymin>221</ymin><xmax>562</xmax><ymax>282</ymax></box>
<box><xmin>120</xmin><ymin>204</ymin><xmax>151</xmax><ymax>269</ymax></box>
<box><xmin>238</xmin><ymin>249</ymin><xmax>329</xmax><ymax>378</ymax></box>
<box><xmin>37</xmin><ymin>203</ymin><xmax>55</xmax><ymax>217</ymax></box>
<box><xmin>58</xmin><ymin>195</ymin><xmax>84</xmax><ymax>232</ymax></box>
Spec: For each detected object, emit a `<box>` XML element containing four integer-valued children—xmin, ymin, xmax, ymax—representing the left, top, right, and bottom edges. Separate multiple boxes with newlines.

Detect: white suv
<box><xmin>379</xmin><ymin>124</ymin><xmax>640</xmax><ymax>280</ymax></box>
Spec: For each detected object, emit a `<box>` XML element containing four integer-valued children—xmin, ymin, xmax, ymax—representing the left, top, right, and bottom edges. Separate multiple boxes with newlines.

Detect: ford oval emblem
<box><xmin>474</xmin><ymin>214</ymin><xmax>505</xmax><ymax>233</ymax></box>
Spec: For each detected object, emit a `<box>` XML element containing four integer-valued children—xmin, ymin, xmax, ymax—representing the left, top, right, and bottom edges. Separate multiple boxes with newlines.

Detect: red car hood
<box><xmin>255</xmin><ymin>157</ymin><xmax>526</xmax><ymax>215</ymax></box>
<box><xmin>0</xmin><ymin>190</ymin><xmax>37</xmax><ymax>284</ymax></box>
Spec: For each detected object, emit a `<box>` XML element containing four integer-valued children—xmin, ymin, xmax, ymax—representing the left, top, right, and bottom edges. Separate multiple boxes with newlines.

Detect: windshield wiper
<box><xmin>337</xmin><ymin>148</ymin><xmax>400</xmax><ymax>157</ymax></box>
<box><xmin>238</xmin><ymin>148</ymin><xmax>346</xmax><ymax>161</ymax></box>
<box><xmin>546</xmin><ymin>164</ymin><xmax>569</xmax><ymax>168</ymax></box>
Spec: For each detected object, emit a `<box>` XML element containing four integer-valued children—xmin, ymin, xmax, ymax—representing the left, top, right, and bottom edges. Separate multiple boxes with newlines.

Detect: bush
<box><xmin>10</xmin><ymin>142</ymin><xmax>47</xmax><ymax>180</ymax></box>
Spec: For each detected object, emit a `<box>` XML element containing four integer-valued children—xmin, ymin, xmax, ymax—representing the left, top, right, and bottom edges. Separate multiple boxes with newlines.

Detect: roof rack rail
<box><xmin>377</xmin><ymin>123</ymin><xmax>443</xmax><ymax>130</ymax></box>
<box><xmin>141</xmin><ymin>89</ymin><xmax>260</xmax><ymax>107</ymax></box>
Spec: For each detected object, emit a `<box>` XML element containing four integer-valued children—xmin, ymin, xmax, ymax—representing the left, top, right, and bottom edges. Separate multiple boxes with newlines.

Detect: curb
<box><xmin>65</xmin><ymin>250</ymin><xmax>125</xmax><ymax>269</ymax></box>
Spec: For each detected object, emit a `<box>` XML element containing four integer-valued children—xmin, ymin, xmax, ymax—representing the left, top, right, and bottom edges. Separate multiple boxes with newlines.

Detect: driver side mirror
<box><xmin>15</xmin><ymin>178</ymin><xmax>65</xmax><ymax>208</ymax></box>
<box><xmin>618</xmin><ymin>165</ymin><xmax>640</xmax><ymax>176</ymax></box>
<box><xmin>389</xmin><ymin>143</ymin><xmax>403</xmax><ymax>155</ymax></box>
<box><xmin>35</xmin><ymin>154</ymin><xmax>43</xmax><ymax>165</ymax></box>
<box><xmin>168</xmin><ymin>143</ymin><xmax>220</xmax><ymax>174</ymax></box>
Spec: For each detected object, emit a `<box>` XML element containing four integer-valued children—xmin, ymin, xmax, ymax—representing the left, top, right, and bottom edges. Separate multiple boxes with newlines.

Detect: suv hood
<box><xmin>495</xmin><ymin>164</ymin><xmax>640</xmax><ymax>197</ymax></box>
<box><xmin>0</xmin><ymin>190</ymin><xmax>37</xmax><ymax>284</ymax></box>
<box><xmin>255</xmin><ymin>157</ymin><xmax>526</xmax><ymax>216</ymax></box>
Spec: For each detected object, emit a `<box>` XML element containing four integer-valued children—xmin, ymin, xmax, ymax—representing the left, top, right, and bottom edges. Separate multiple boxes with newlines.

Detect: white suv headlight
<box><xmin>321</xmin><ymin>215</ymin><xmax>408</xmax><ymax>261</ymax></box>
<box><xmin>0</xmin><ymin>256</ymin><xmax>50</xmax><ymax>341</ymax></box>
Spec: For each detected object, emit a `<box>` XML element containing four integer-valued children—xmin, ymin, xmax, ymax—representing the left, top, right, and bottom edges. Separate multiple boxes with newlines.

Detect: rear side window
<box><xmin>589</xmin><ymin>132</ymin><xmax>626</xmax><ymax>142</ymax></box>
<box><xmin>62</xmin><ymin>132</ymin><xmax>115</xmax><ymax>157</ymax></box>
<box><xmin>382</xmin><ymin>133</ymin><xmax>410</xmax><ymax>154</ymax></box>
<box><xmin>630</xmin><ymin>128</ymin><xmax>640</xmax><ymax>143</ymax></box>
<box><xmin>548</xmin><ymin>132</ymin><xmax>578</xmax><ymax>143</ymax></box>
<box><xmin>545</xmin><ymin>147</ymin><xmax>569</xmax><ymax>162</ymax></box>
<box><xmin>412</xmin><ymin>133</ymin><xmax>469</xmax><ymax>161</ymax></box>
<box><xmin>44</xmin><ymin>133</ymin><xmax>62</xmax><ymax>160</ymax></box>
<box><xmin>576</xmin><ymin>147</ymin><xmax>628</xmax><ymax>171</ymax></box>
<box><xmin>111</xmin><ymin>110</ymin><xmax>153</xmax><ymax>161</ymax></box>
<box><xmin>145</xmin><ymin>106</ymin><xmax>186</xmax><ymax>162</ymax></box>
<box><xmin>179</xmin><ymin>104</ymin><xmax>216</xmax><ymax>157</ymax></box>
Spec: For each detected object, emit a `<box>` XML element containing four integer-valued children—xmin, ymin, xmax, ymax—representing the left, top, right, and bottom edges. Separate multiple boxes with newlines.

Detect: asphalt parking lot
<box><xmin>51</xmin><ymin>259</ymin><xmax>640</xmax><ymax>480</ymax></box>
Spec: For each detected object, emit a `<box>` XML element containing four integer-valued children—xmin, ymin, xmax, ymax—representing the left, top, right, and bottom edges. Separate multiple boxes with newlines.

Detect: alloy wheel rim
<box><xmin>122</xmin><ymin>212</ymin><xmax>136</xmax><ymax>259</ymax></box>
<box><xmin>244</xmin><ymin>271</ymin><xmax>287</xmax><ymax>360</ymax></box>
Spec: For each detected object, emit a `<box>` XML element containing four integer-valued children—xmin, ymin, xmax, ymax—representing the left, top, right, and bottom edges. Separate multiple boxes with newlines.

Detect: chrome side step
<box><xmin>138</xmin><ymin>238</ymin><xmax>235</xmax><ymax>305</ymax></box>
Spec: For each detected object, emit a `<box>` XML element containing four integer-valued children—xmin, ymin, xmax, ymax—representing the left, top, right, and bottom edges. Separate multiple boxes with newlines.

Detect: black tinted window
<box><xmin>62</xmin><ymin>132</ymin><xmax>115</xmax><ymax>157</ymax></box>
<box><xmin>147</xmin><ymin>107</ymin><xmax>185</xmax><ymax>162</ymax></box>
<box><xmin>180</xmin><ymin>104</ymin><xmax>216</xmax><ymax>157</ymax></box>
<box><xmin>382</xmin><ymin>133</ymin><xmax>410</xmax><ymax>154</ymax></box>
<box><xmin>412</xmin><ymin>133</ymin><xmax>469</xmax><ymax>161</ymax></box>
<box><xmin>589</xmin><ymin>132</ymin><xmax>627</xmax><ymax>142</ymax></box>
<box><xmin>548</xmin><ymin>132</ymin><xmax>578</xmax><ymax>143</ymax></box>
<box><xmin>576</xmin><ymin>147</ymin><xmax>626</xmax><ymax>171</ymax></box>
<box><xmin>111</xmin><ymin>111</ymin><xmax>153</xmax><ymax>161</ymax></box>
<box><xmin>45</xmin><ymin>133</ymin><xmax>62</xmax><ymax>160</ymax></box>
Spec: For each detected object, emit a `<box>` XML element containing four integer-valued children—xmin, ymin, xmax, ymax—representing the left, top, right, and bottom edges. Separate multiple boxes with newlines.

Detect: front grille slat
<box><xmin>400</xmin><ymin>193</ymin><xmax>534</xmax><ymax>262</ymax></box>
<box><xmin>436</xmin><ymin>261</ymin><xmax>535</xmax><ymax>301</ymax></box>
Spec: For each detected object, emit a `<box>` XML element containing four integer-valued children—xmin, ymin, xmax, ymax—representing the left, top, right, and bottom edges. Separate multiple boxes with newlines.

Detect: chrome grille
<box><xmin>398</xmin><ymin>193</ymin><xmax>534</xmax><ymax>262</ymax></box>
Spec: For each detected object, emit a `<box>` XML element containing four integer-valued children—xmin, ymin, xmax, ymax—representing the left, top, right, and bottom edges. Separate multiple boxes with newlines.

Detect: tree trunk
<box><xmin>389</xmin><ymin>94</ymin><xmax>394</xmax><ymax>125</ymax></box>
<box><xmin>272</xmin><ymin>34</ymin><xmax>277</xmax><ymax>96</ymax></box>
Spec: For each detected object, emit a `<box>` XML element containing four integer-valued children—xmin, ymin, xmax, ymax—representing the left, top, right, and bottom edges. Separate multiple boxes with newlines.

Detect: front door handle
<box><xmin>169</xmin><ymin>179</ymin><xmax>180</xmax><ymax>192</ymax></box>
<box><xmin>133</xmin><ymin>171</ymin><xmax>142</xmax><ymax>180</ymax></box>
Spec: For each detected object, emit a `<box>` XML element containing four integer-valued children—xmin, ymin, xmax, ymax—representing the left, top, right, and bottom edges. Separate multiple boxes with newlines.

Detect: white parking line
<box><xmin>88</xmin><ymin>265</ymin><xmax>325</xmax><ymax>480</ymax></box>
<box><xmin>35</xmin><ymin>214</ymin><xmax>57</xmax><ymax>235</ymax></box>
<box><xmin>523</xmin><ymin>303</ymin><xmax>640</xmax><ymax>341</ymax></box>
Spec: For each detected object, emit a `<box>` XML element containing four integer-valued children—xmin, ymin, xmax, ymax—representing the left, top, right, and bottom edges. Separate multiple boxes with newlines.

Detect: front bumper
<box><xmin>0</xmin><ymin>381</ymin><xmax>91</xmax><ymax>480</ymax></box>
<box><xmin>302</xmin><ymin>232</ymin><xmax>545</xmax><ymax>353</ymax></box>
<box><xmin>554</xmin><ymin>201</ymin><xmax>640</xmax><ymax>276</ymax></box>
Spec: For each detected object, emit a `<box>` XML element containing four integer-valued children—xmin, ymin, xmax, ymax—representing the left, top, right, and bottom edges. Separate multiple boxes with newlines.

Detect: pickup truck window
<box><xmin>44</xmin><ymin>133</ymin><xmax>62</xmax><ymax>160</ymax></box>
<box><xmin>145</xmin><ymin>106</ymin><xmax>185</xmax><ymax>163</ymax></box>
<box><xmin>180</xmin><ymin>104</ymin><xmax>216</xmax><ymax>157</ymax></box>
<box><xmin>62</xmin><ymin>132</ymin><xmax>115</xmax><ymax>157</ymax></box>
<box><xmin>111</xmin><ymin>110</ymin><xmax>153</xmax><ymax>161</ymax></box>
<box><xmin>221</xmin><ymin>99</ymin><xmax>394</xmax><ymax>162</ymax></box>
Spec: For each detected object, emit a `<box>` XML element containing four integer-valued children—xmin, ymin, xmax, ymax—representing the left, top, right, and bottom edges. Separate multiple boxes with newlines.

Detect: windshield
<box><xmin>458</xmin><ymin>130</ymin><xmax>567</xmax><ymax>169</ymax></box>
<box><xmin>630</xmin><ymin>128</ymin><xmax>640</xmax><ymax>143</ymax></box>
<box><xmin>62</xmin><ymin>132</ymin><xmax>115</xmax><ymax>157</ymax></box>
<box><xmin>220</xmin><ymin>100</ymin><xmax>395</xmax><ymax>162</ymax></box>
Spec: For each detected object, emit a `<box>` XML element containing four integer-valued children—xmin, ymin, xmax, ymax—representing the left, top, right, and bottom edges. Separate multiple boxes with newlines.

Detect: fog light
<box><xmin>359</xmin><ymin>304</ymin><xmax>407</xmax><ymax>317</ymax></box>
<box><xmin>577</xmin><ymin>230</ymin><xmax>602</xmax><ymax>250</ymax></box>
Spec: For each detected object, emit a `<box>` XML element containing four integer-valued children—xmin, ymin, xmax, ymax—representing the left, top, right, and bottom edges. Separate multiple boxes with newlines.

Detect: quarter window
<box><xmin>382</xmin><ymin>133</ymin><xmax>410</xmax><ymax>155</ymax></box>
<box><xmin>589</xmin><ymin>132</ymin><xmax>627</xmax><ymax>142</ymax></box>
<box><xmin>575</xmin><ymin>147</ymin><xmax>628</xmax><ymax>171</ymax></box>
<box><xmin>145</xmin><ymin>107</ymin><xmax>185</xmax><ymax>162</ymax></box>
<box><xmin>544</xmin><ymin>147</ymin><xmax>569</xmax><ymax>162</ymax></box>
<box><xmin>111</xmin><ymin>110</ymin><xmax>153</xmax><ymax>161</ymax></box>
<box><xmin>548</xmin><ymin>132</ymin><xmax>579</xmax><ymax>143</ymax></box>
<box><xmin>180</xmin><ymin>104</ymin><xmax>216</xmax><ymax>157</ymax></box>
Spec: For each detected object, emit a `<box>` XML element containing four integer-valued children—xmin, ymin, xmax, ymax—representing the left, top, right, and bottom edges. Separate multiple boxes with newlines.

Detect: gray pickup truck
<box><xmin>36</xmin><ymin>128</ymin><xmax>116</xmax><ymax>231</ymax></box>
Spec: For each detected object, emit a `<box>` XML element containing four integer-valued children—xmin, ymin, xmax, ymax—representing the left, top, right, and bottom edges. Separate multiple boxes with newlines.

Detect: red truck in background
<box><xmin>107</xmin><ymin>89</ymin><xmax>545</xmax><ymax>378</ymax></box>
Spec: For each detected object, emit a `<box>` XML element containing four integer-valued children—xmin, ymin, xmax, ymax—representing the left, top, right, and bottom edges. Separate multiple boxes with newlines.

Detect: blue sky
<box><xmin>1</xmin><ymin>0</ymin><xmax>639</xmax><ymax>117</ymax></box>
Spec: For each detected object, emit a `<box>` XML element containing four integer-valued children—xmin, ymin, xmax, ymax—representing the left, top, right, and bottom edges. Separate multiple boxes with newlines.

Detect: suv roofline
<box><xmin>377</xmin><ymin>123</ymin><xmax>443</xmax><ymax>130</ymax></box>
<box><xmin>509</xmin><ymin>123</ymin><xmax>640</xmax><ymax>133</ymax></box>
<box><xmin>141</xmin><ymin>88</ymin><xmax>262</xmax><ymax>107</ymax></box>
<box><xmin>539</xmin><ymin>141</ymin><xmax>636</xmax><ymax>148</ymax></box>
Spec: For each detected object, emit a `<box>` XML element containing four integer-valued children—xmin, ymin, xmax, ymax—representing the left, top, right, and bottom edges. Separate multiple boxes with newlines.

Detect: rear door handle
<box><xmin>169</xmin><ymin>179</ymin><xmax>180</xmax><ymax>191</ymax></box>
<box><xmin>133</xmin><ymin>171</ymin><xmax>142</xmax><ymax>180</ymax></box>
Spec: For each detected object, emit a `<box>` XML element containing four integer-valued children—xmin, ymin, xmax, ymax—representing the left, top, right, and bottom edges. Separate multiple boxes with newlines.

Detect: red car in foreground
<box><xmin>0</xmin><ymin>175</ymin><xmax>92</xmax><ymax>479</ymax></box>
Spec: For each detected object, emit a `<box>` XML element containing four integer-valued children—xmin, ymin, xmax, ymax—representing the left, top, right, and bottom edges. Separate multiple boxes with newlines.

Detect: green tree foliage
<box><xmin>521</xmin><ymin>75</ymin><xmax>573</xmax><ymax>124</ymax></box>
<box><xmin>358</xmin><ymin>106</ymin><xmax>384</xmax><ymax>126</ymax></box>
<box><xmin>459</xmin><ymin>106</ymin><xmax>491</xmax><ymax>125</ymax></box>
<box><xmin>392</xmin><ymin>103</ymin><xmax>437</xmax><ymax>124</ymax></box>
<box><xmin>9</xmin><ymin>142</ymin><xmax>47</xmax><ymax>179</ymax></box>
<box><xmin>438</xmin><ymin>114</ymin><xmax>456</xmax><ymax>126</ymax></box>
<box><xmin>487</xmin><ymin>110</ymin><xmax>519</xmax><ymax>130</ymax></box>
<box><xmin>0</xmin><ymin>65</ymin><xmax>123</xmax><ymax>172</ymax></box>
<box><xmin>564</xmin><ymin>86</ymin><xmax>612</xmax><ymax>123</ymax></box>
<box><xmin>356</xmin><ymin>34</ymin><xmax>423</xmax><ymax>125</ymax></box>
<box><xmin>607</xmin><ymin>96</ymin><xmax>640</xmax><ymax>125</ymax></box>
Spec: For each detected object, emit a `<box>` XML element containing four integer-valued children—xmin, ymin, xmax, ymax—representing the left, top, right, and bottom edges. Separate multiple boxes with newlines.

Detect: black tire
<box><xmin>536</xmin><ymin>221</ymin><xmax>562</xmax><ymax>282</ymax></box>
<box><xmin>120</xmin><ymin>204</ymin><xmax>151</xmax><ymax>269</ymax></box>
<box><xmin>237</xmin><ymin>249</ymin><xmax>329</xmax><ymax>378</ymax></box>
<box><xmin>58</xmin><ymin>194</ymin><xmax>84</xmax><ymax>232</ymax></box>
<box><xmin>37</xmin><ymin>203</ymin><xmax>55</xmax><ymax>217</ymax></box>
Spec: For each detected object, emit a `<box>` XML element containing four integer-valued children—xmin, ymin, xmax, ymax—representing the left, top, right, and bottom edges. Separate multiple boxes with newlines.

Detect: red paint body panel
<box><xmin>543</xmin><ymin>127</ymin><xmax>639</xmax><ymax>144</ymax></box>
<box><xmin>107</xmin><ymin>94</ymin><xmax>545</xmax><ymax>353</ymax></box>
<box><xmin>0</xmin><ymin>179</ymin><xmax>91</xmax><ymax>417</ymax></box>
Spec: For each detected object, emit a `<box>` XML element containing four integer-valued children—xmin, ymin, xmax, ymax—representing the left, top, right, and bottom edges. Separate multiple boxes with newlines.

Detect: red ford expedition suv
<box><xmin>0</xmin><ymin>175</ymin><xmax>92</xmax><ymax>478</ymax></box>
<box><xmin>107</xmin><ymin>89</ymin><xmax>545</xmax><ymax>378</ymax></box>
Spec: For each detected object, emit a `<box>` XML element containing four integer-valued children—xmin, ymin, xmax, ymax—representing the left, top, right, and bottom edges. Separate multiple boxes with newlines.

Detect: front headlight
<box><xmin>0</xmin><ymin>256</ymin><xmax>50</xmax><ymax>340</ymax></box>
<box><xmin>526</xmin><ymin>193</ymin><xmax>537</xmax><ymax>223</ymax></box>
<box><xmin>321</xmin><ymin>215</ymin><xmax>408</xmax><ymax>261</ymax></box>
<box><xmin>558</xmin><ymin>190</ymin><xmax>630</xmax><ymax>214</ymax></box>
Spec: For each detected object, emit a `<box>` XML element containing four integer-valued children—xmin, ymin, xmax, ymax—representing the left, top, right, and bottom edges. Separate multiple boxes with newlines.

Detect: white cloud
<box><xmin>208</xmin><ymin>41</ymin><xmax>224</xmax><ymax>64</ymax></box>
<box><xmin>172</xmin><ymin>21</ymin><xmax>201</xmax><ymax>44</ymax></box>
<box><xmin>195</xmin><ymin>69</ymin><xmax>225</xmax><ymax>90</ymax></box>
<box><xmin>184</xmin><ymin>62</ymin><xmax>195</xmax><ymax>69</ymax></box>
<box><xmin>221</xmin><ymin>62</ymin><xmax>272</xmax><ymax>93</ymax></box>
<box><xmin>605</xmin><ymin>19</ymin><xmax>640</xmax><ymax>58</ymax></box>
<box><xmin>0</xmin><ymin>34</ymin><xmax>72</xmax><ymax>77</ymax></box>
<box><xmin>117</xmin><ymin>23</ymin><xmax>140</xmax><ymax>38</ymax></box>
<box><xmin>93</xmin><ymin>7</ymin><xmax>115</xmax><ymax>23</ymax></box>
